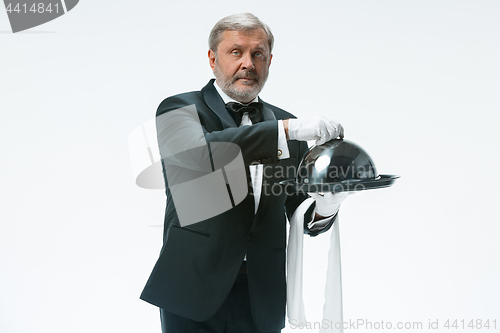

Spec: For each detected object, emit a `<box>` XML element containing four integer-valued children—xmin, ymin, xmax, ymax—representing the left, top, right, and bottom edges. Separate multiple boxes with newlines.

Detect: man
<box><xmin>140</xmin><ymin>13</ymin><xmax>347</xmax><ymax>333</ymax></box>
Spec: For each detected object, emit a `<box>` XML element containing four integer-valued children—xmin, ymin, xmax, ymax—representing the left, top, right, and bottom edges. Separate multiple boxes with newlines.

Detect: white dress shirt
<box><xmin>214</xmin><ymin>81</ymin><xmax>289</xmax><ymax>212</ymax></box>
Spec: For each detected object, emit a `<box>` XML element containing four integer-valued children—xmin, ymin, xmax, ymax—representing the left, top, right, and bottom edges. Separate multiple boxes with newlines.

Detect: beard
<box><xmin>213</xmin><ymin>60</ymin><xmax>269</xmax><ymax>104</ymax></box>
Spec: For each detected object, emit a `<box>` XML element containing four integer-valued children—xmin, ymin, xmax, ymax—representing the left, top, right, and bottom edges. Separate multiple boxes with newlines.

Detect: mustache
<box><xmin>233</xmin><ymin>71</ymin><xmax>260</xmax><ymax>82</ymax></box>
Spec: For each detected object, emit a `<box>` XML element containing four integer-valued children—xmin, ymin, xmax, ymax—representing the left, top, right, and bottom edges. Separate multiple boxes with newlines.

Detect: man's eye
<box><xmin>255</xmin><ymin>53</ymin><xmax>262</xmax><ymax>57</ymax></box>
<box><xmin>232</xmin><ymin>51</ymin><xmax>240</xmax><ymax>56</ymax></box>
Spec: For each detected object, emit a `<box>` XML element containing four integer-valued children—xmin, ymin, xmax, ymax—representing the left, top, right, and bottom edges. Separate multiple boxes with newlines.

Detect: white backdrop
<box><xmin>1</xmin><ymin>1</ymin><xmax>499</xmax><ymax>332</ymax></box>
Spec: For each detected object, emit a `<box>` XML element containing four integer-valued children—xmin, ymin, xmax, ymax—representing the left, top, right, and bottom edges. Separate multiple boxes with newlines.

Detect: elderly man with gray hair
<box><xmin>140</xmin><ymin>13</ymin><xmax>347</xmax><ymax>333</ymax></box>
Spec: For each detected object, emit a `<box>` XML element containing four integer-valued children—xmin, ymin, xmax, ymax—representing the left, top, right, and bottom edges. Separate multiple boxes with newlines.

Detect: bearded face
<box><xmin>209</xmin><ymin>29</ymin><xmax>272</xmax><ymax>104</ymax></box>
<box><xmin>213</xmin><ymin>61</ymin><xmax>269</xmax><ymax>103</ymax></box>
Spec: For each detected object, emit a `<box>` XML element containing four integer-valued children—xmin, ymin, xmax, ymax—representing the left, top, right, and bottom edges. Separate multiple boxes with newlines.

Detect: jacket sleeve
<box><xmin>156</xmin><ymin>97</ymin><xmax>281</xmax><ymax>169</ymax></box>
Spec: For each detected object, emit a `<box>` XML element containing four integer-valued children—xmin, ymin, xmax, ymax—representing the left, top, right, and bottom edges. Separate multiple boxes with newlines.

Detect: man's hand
<box><xmin>309</xmin><ymin>192</ymin><xmax>350</xmax><ymax>219</ymax></box>
<box><xmin>284</xmin><ymin>116</ymin><xmax>344</xmax><ymax>145</ymax></box>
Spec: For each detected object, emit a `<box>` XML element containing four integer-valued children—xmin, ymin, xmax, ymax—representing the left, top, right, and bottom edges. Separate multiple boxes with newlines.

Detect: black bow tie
<box><xmin>225</xmin><ymin>102</ymin><xmax>263</xmax><ymax>125</ymax></box>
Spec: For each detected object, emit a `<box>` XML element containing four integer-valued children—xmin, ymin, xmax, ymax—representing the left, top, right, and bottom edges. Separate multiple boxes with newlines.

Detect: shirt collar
<box><xmin>214</xmin><ymin>80</ymin><xmax>259</xmax><ymax>105</ymax></box>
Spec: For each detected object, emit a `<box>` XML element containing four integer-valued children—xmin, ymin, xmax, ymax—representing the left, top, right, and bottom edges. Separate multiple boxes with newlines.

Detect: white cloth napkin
<box><xmin>287</xmin><ymin>198</ymin><xmax>344</xmax><ymax>332</ymax></box>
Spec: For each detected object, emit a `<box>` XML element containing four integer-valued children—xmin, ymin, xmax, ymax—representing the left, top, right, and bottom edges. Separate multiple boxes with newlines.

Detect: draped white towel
<box><xmin>287</xmin><ymin>198</ymin><xmax>344</xmax><ymax>332</ymax></box>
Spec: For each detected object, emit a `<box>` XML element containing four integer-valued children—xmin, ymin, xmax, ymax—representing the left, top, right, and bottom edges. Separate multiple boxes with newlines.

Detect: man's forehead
<box><xmin>219</xmin><ymin>29</ymin><xmax>269</xmax><ymax>49</ymax></box>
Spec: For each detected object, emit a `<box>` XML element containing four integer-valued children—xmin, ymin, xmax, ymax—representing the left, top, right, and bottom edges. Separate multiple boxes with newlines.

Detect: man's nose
<box><xmin>241</xmin><ymin>54</ymin><xmax>255</xmax><ymax>70</ymax></box>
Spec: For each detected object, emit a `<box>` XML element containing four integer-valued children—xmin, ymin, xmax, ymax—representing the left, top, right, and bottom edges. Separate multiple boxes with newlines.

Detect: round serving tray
<box><xmin>279</xmin><ymin>174</ymin><xmax>400</xmax><ymax>193</ymax></box>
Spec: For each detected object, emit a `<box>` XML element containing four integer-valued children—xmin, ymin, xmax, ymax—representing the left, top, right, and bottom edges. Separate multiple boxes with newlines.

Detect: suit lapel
<box><xmin>259</xmin><ymin>98</ymin><xmax>277</xmax><ymax>122</ymax></box>
<box><xmin>201</xmin><ymin>80</ymin><xmax>293</xmax><ymax>221</ymax></box>
<box><xmin>201</xmin><ymin>79</ymin><xmax>238</xmax><ymax>129</ymax></box>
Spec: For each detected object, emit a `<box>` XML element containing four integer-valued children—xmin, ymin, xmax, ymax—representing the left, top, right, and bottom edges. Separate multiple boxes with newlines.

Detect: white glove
<box><xmin>308</xmin><ymin>191</ymin><xmax>350</xmax><ymax>217</ymax></box>
<box><xmin>288</xmin><ymin>116</ymin><xmax>344</xmax><ymax>145</ymax></box>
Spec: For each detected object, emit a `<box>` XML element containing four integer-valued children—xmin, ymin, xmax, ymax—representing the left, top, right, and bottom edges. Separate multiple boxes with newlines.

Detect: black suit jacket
<box><xmin>140</xmin><ymin>80</ymin><xmax>311</xmax><ymax>331</ymax></box>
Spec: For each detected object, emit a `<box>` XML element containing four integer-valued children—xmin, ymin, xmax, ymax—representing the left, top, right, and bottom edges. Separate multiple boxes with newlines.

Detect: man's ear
<box><xmin>269</xmin><ymin>54</ymin><xmax>273</xmax><ymax>67</ymax></box>
<box><xmin>208</xmin><ymin>49</ymin><xmax>216</xmax><ymax>70</ymax></box>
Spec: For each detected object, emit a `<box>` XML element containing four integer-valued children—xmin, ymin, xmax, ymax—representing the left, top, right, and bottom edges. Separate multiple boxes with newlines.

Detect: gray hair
<box><xmin>209</xmin><ymin>13</ymin><xmax>274</xmax><ymax>54</ymax></box>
